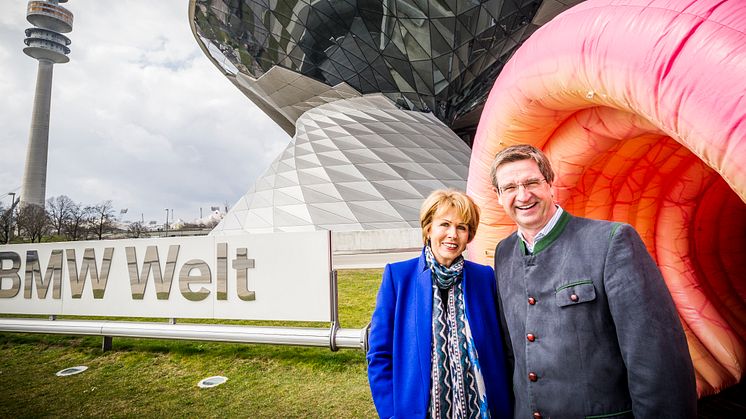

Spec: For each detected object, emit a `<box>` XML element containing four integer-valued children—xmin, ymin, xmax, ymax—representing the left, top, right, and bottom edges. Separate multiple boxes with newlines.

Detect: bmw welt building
<box><xmin>188</xmin><ymin>0</ymin><xmax>574</xmax><ymax>240</ymax></box>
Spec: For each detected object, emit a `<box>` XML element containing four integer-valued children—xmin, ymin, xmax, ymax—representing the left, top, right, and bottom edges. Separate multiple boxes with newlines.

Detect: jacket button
<box><xmin>528</xmin><ymin>297</ymin><xmax>536</xmax><ymax>305</ymax></box>
<box><xmin>528</xmin><ymin>372</ymin><xmax>538</xmax><ymax>382</ymax></box>
<box><xmin>570</xmin><ymin>293</ymin><xmax>579</xmax><ymax>302</ymax></box>
<box><xmin>533</xmin><ymin>412</ymin><xmax>543</xmax><ymax>419</ymax></box>
<box><xmin>527</xmin><ymin>333</ymin><xmax>536</xmax><ymax>342</ymax></box>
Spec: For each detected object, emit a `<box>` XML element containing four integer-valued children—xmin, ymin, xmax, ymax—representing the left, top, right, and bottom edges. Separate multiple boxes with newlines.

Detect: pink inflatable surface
<box><xmin>467</xmin><ymin>0</ymin><xmax>746</xmax><ymax>396</ymax></box>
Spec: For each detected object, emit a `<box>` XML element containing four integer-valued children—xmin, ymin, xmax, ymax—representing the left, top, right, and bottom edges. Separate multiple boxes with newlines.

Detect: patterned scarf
<box><xmin>425</xmin><ymin>245</ymin><xmax>490</xmax><ymax>419</ymax></box>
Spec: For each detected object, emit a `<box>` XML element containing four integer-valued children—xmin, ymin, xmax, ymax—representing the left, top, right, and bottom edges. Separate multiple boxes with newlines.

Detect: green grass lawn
<box><xmin>0</xmin><ymin>268</ymin><xmax>383</xmax><ymax>418</ymax></box>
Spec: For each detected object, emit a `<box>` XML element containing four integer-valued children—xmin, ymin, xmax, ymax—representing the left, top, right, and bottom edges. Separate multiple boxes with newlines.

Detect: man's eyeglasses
<box><xmin>498</xmin><ymin>178</ymin><xmax>547</xmax><ymax>195</ymax></box>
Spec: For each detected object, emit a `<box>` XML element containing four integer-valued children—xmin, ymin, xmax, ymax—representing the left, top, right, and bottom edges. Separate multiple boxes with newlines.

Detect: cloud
<box><xmin>0</xmin><ymin>0</ymin><xmax>289</xmax><ymax>224</ymax></box>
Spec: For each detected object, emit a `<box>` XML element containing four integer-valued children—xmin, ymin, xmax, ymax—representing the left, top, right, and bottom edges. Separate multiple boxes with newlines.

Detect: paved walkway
<box><xmin>332</xmin><ymin>250</ymin><xmax>420</xmax><ymax>270</ymax></box>
<box><xmin>332</xmin><ymin>248</ymin><xmax>485</xmax><ymax>270</ymax></box>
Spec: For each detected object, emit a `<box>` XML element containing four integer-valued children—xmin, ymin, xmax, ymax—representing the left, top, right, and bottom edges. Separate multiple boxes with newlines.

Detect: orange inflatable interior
<box><xmin>466</xmin><ymin>0</ymin><xmax>746</xmax><ymax>396</ymax></box>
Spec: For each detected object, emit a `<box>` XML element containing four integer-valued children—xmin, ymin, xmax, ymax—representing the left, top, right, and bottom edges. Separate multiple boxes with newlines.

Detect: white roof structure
<box><xmin>212</xmin><ymin>96</ymin><xmax>470</xmax><ymax>234</ymax></box>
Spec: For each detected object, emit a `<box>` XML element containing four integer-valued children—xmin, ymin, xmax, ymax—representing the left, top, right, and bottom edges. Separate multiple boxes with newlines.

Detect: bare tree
<box><xmin>65</xmin><ymin>203</ymin><xmax>90</xmax><ymax>241</ymax></box>
<box><xmin>126</xmin><ymin>221</ymin><xmax>149</xmax><ymax>238</ymax></box>
<box><xmin>1</xmin><ymin>195</ymin><xmax>20</xmax><ymax>244</ymax></box>
<box><xmin>87</xmin><ymin>200</ymin><xmax>116</xmax><ymax>240</ymax></box>
<box><xmin>16</xmin><ymin>204</ymin><xmax>49</xmax><ymax>243</ymax></box>
<box><xmin>1</xmin><ymin>203</ymin><xmax>12</xmax><ymax>244</ymax></box>
<box><xmin>46</xmin><ymin>195</ymin><xmax>76</xmax><ymax>237</ymax></box>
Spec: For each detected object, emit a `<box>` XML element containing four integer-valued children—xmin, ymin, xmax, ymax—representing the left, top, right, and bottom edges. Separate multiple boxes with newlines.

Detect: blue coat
<box><xmin>367</xmin><ymin>250</ymin><xmax>512</xmax><ymax>418</ymax></box>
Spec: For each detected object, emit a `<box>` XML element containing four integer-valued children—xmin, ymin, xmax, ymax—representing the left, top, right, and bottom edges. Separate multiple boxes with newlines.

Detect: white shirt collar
<box><xmin>519</xmin><ymin>205</ymin><xmax>564</xmax><ymax>253</ymax></box>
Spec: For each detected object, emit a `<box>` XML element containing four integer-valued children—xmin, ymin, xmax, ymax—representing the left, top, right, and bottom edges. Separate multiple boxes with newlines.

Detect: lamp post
<box><xmin>164</xmin><ymin>208</ymin><xmax>169</xmax><ymax>234</ymax></box>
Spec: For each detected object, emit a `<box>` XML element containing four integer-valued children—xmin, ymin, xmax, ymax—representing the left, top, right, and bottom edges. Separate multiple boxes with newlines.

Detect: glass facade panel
<box><xmin>192</xmin><ymin>0</ymin><xmax>544</xmax><ymax>138</ymax></box>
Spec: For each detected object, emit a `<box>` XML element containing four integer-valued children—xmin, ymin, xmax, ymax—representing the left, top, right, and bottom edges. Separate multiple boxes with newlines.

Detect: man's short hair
<box><xmin>490</xmin><ymin>144</ymin><xmax>555</xmax><ymax>189</ymax></box>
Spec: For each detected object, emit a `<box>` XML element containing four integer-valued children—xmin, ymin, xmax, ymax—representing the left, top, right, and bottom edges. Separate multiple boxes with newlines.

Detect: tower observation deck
<box><xmin>20</xmin><ymin>0</ymin><xmax>73</xmax><ymax>208</ymax></box>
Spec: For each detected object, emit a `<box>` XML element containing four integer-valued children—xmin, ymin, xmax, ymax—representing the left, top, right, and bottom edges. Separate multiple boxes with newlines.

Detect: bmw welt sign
<box><xmin>0</xmin><ymin>232</ymin><xmax>331</xmax><ymax>322</ymax></box>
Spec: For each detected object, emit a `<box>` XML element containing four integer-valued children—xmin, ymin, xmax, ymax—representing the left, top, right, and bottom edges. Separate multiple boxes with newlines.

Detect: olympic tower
<box><xmin>20</xmin><ymin>0</ymin><xmax>73</xmax><ymax>207</ymax></box>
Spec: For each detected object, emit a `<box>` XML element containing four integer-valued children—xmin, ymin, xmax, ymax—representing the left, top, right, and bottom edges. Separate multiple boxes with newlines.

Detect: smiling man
<box><xmin>489</xmin><ymin>144</ymin><xmax>696</xmax><ymax>419</ymax></box>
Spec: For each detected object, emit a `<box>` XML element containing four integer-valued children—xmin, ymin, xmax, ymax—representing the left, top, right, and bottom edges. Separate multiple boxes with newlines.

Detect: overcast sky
<box><xmin>0</xmin><ymin>0</ymin><xmax>289</xmax><ymax>225</ymax></box>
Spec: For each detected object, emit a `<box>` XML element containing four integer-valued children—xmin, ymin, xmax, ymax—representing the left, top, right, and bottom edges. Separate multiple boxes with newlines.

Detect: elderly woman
<box><xmin>367</xmin><ymin>189</ymin><xmax>511</xmax><ymax>418</ymax></box>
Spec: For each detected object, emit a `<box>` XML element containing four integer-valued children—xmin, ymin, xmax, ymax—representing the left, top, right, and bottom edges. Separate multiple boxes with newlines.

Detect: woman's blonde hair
<box><xmin>419</xmin><ymin>189</ymin><xmax>480</xmax><ymax>244</ymax></box>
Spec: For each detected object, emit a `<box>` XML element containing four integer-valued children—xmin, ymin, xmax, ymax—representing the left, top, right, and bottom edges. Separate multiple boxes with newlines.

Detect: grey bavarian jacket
<box><xmin>493</xmin><ymin>212</ymin><xmax>696</xmax><ymax>419</ymax></box>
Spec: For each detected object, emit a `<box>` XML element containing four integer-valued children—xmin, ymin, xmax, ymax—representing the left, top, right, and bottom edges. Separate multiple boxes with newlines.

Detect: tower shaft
<box><xmin>20</xmin><ymin>59</ymin><xmax>54</xmax><ymax>207</ymax></box>
<box><xmin>19</xmin><ymin>0</ymin><xmax>73</xmax><ymax>208</ymax></box>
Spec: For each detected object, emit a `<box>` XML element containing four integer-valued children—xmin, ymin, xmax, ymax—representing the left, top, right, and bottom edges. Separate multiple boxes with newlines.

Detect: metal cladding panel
<box><xmin>211</xmin><ymin>96</ymin><xmax>470</xmax><ymax>234</ymax></box>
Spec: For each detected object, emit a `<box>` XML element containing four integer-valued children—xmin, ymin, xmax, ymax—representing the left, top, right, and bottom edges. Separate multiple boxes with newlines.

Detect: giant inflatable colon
<box><xmin>467</xmin><ymin>0</ymin><xmax>746</xmax><ymax>396</ymax></box>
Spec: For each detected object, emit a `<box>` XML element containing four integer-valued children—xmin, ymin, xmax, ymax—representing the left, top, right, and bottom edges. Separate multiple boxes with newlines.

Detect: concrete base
<box><xmin>331</xmin><ymin>228</ymin><xmax>422</xmax><ymax>254</ymax></box>
<box><xmin>332</xmin><ymin>250</ymin><xmax>421</xmax><ymax>270</ymax></box>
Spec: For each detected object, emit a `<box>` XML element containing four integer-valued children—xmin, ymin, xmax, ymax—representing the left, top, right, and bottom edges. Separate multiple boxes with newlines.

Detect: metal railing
<box><xmin>0</xmin><ymin>317</ymin><xmax>368</xmax><ymax>350</ymax></box>
<box><xmin>0</xmin><ymin>266</ymin><xmax>370</xmax><ymax>352</ymax></box>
